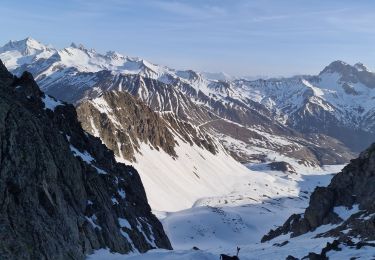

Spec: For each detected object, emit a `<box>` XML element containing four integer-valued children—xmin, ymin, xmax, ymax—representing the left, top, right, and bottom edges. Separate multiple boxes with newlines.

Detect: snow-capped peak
<box><xmin>354</xmin><ymin>62</ymin><xmax>370</xmax><ymax>72</ymax></box>
<box><xmin>320</xmin><ymin>60</ymin><xmax>372</xmax><ymax>76</ymax></box>
<box><xmin>0</xmin><ymin>37</ymin><xmax>50</xmax><ymax>55</ymax></box>
<box><xmin>319</xmin><ymin>60</ymin><xmax>350</xmax><ymax>75</ymax></box>
<box><xmin>0</xmin><ymin>37</ymin><xmax>56</xmax><ymax>70</ymax></box>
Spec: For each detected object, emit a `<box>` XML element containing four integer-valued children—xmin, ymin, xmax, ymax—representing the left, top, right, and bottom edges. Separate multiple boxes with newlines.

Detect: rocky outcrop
<box><xmin>0</xmin><ymin>60</ymin><xmax>171</xmax><ymax>259</ymax></box>
<box><xmin>77</xmin><ymin>91</ymin><xmax>177</xmax><ymax>161</ymax></box>
<box><xmin>268</xmin><ymin>161</ymin><xmax>296</xmax><ymax>173</ymax></box>
<box><xmin>76</xmin><ymin>90</ymin><xmax>218</xmax><ymax>162</ymax></box>
<box><xmin>262</xmin><ymin>142</ymin><xmax>375</xmax><ymax>250</ymax></box>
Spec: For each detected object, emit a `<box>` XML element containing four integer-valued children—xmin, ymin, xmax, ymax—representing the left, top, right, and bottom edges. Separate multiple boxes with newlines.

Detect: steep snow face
<box><xmin>0</xmin><ymin>38</ymin><xmax>55</xmax><ymax>71</ymax></box>
<box><xmin>116</xmin><ymin>135</ymin><xmax>251</xmax><ymax>212</ymax></box>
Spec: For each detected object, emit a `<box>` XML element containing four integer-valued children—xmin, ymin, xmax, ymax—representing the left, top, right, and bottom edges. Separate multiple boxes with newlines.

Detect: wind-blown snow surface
<box><xmin>89</xmin><ymin>164</ymin><xmax>356</xmax><ymax>259</ymax></box>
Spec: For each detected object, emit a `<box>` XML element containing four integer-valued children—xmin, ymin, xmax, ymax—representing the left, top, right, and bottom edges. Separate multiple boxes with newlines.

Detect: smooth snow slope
<box><xmin>117</xmin><ymin>136</ymin><xmax>251</xmax><ymax>212</ymax></box>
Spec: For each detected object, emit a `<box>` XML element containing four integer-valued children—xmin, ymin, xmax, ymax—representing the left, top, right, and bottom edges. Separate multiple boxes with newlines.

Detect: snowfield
<box><xmin>89</xmin><ymin>163</ymin><xmax>355</xmax><ymax>259</ymax></box>
<box><xmin>116</xmin><ymin>136</ymin><xmax>253</xmax><ymax>212</ymax></box>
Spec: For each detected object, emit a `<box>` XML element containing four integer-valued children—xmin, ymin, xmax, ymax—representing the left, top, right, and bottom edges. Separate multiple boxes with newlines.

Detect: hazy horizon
<box><xmin>2</xmin><ymin>0</ymin><xmax>375</xmax><ymax>77</ymax></box>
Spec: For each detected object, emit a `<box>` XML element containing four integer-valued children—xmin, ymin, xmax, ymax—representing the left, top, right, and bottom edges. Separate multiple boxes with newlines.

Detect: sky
<box><xmin>1</xmin><ymin>0</ymin><xmax>375</xmax><ymax>77</ymax></box>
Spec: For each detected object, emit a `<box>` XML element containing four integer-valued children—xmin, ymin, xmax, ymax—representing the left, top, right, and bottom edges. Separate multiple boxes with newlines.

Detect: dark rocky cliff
<box><xmin>0</xmin><ymin>60</ymin><xmax>171</xmax><ymax>259</ymax></box>
<box><xmin>262</xmin><ymin>142</ymin><xmax>375</xmax><ymax>258</ymax></box>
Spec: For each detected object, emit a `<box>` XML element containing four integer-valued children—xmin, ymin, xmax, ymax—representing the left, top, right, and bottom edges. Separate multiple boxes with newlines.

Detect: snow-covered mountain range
<box><xmin>1</xmin><ymin>37</ymin><xmax>375</xmax><ymax>259</ymax></box>
<box><xmin>1</xmin><ymin>37</ymin><xmax>373</xmax><ymax>212</ymax></box>
<box><xmin>1</xmin><ymin>38</ymin><xmax>367</xmax><ymax>151</ymax></box>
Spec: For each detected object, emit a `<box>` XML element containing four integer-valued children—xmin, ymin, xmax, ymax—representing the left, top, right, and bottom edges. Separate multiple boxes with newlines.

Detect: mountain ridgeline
<box><xmin>2</xmin><ymin>38</ymin><xmax>371</xmax><ymax>168</ymax></box>
<box><xmin>0</xmin><ymin>37</ymin><xmax>375</xmax><ymax>259</ymax></box>
<box><xmin>0</xmin><ymin>60</ymin><xmax>171</xmax><ymax>259</ymax></box>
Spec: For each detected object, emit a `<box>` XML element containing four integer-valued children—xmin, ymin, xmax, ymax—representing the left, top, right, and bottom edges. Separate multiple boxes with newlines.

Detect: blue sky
<box><xmin>1</xmin><ymin>0</ymin><xmax>375</xmax><ymax>76</ymax></box>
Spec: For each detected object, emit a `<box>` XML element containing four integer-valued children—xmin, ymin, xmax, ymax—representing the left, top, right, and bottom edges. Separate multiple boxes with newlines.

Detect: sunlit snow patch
<box><xmin>69</xmin><ymin>145</ymin><xmax>108</xmax><ymax>174</ymax></box>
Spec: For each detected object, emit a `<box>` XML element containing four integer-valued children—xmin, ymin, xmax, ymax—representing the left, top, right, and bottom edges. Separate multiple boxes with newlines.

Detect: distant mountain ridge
<box><xmin>1</xmin><ymin>39</ymin><xmax>373</xmax><ymax>198</ymax></box>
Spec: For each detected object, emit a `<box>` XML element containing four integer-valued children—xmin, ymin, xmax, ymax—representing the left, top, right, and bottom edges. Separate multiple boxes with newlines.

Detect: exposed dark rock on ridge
<box><xmin>77</xmin><ymin>91</ymin><xmax>178</xmax><ymax>161</ymax></box>
<box><xmin>0</xmin><ymin>60</ymin><xmax>171</xmax><ymax>259</ymax></box>
<box><xmin>76</xmin><ymin>90</ymin><xmax>218</xmax><ymax>162</ymax></box>
<box><xmin>262</xmin><ymin>142</ymin><xmax>375</xmax><ymax>255</ymax></box>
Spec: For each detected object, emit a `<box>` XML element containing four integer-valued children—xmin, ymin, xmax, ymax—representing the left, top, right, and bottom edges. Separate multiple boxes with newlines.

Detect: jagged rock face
<box><xmin>77</xmin><ymin>91</ymin><xmax>177</xmax><ymax>161</ymax></box>
<box><xmin>76</xmin><ymin>90</ymin><xmax>218</xmax><ymax>162</ymax></box>
<box><xmin>0</xmin><ymin>61</ymin><xmax>171</xmax><ymax>259</ymax></box>
<box><xmin>262</xmin><ymin>143</ymin><xmax>375</xmax><ymax>246</ymax></box>
<box><xmin>161</xmin><ymin>112</ymin><xmax>218</xmax><ymax>154</ymax></box>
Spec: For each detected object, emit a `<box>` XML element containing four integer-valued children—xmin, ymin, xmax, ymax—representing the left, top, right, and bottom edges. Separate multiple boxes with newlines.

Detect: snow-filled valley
<box><xmin>88</xmin><ymin>162</ymin><xmax>346</xmax><ymax>260</ymax></box>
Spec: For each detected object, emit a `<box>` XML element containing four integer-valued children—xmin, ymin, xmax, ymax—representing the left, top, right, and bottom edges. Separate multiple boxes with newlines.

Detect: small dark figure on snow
<box><xmin>220</xmin><ymin>247</ymin><xmax>240</xmax><ymax>260</ymax></box>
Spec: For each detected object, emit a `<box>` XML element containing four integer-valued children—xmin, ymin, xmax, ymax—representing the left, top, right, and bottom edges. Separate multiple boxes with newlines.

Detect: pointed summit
<box><xmin>319</xmin><ymin>60</ymin><xmax>352</xmax><ymax>76</ymax></box>
<box><xmin>0</xmin><ymin>37</ymin><xmax>56</xmax><ymax>71</ymax></box>
<box><xmin>320</xmin><ymin>60</ymin><xmax>372</xmax><ymax>75</ymax></box>
<box><xmin>0</xmin><ymin>37</ymin><xmax>49</xmax><ymax>55</ymax></box>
